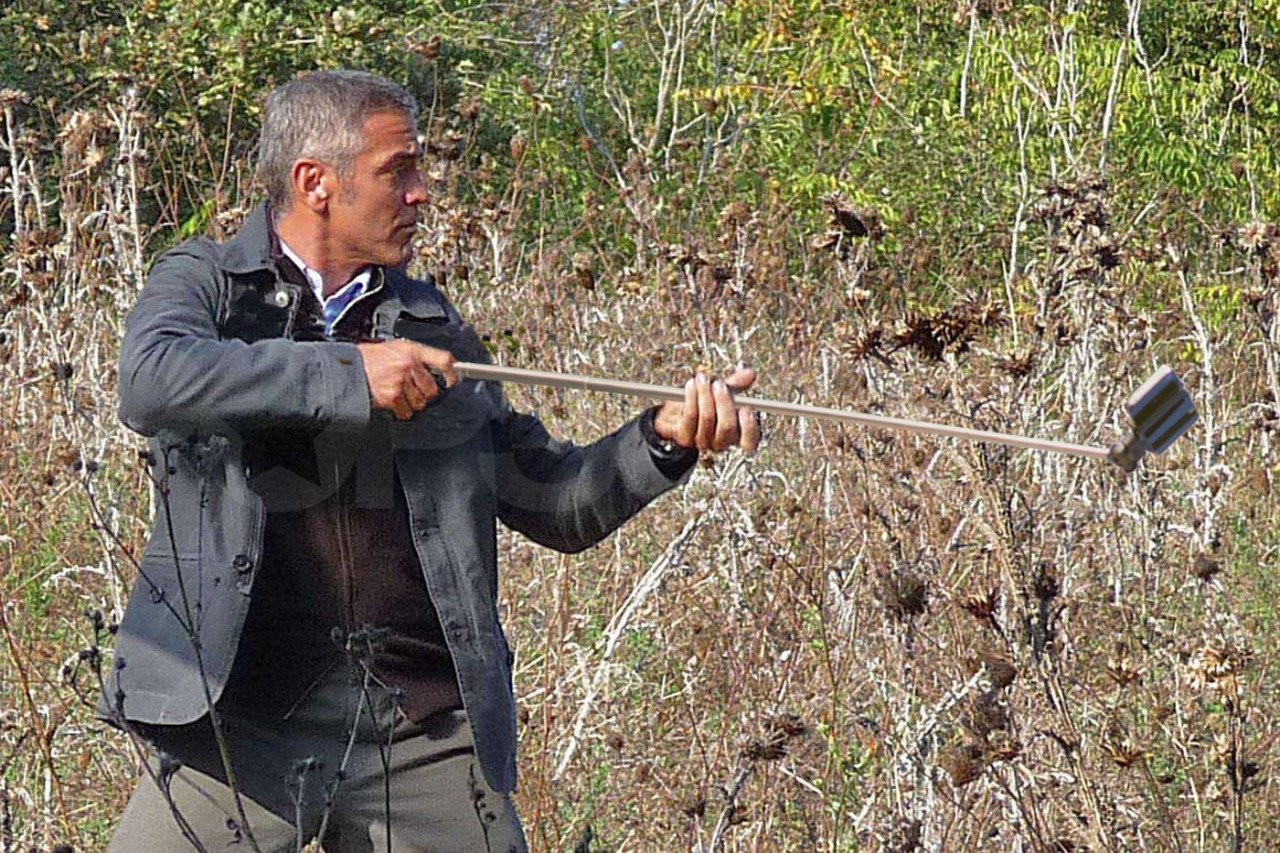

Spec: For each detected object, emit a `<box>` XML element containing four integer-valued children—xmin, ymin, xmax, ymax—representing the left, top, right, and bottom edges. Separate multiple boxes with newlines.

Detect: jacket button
<box><xmin>273</xmin><ymin>290</ymin><xmax>290</xmax><ymax>307</ymax></box>
<box><xmin>232</xmin><ymin>554</ymin><xmax>253</xmax><ymax>574</ymax></box>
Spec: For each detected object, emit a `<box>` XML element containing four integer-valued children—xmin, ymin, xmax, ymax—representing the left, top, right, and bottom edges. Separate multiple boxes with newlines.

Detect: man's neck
<box><xmin>274</xmin><ymin>208</ymin><xmax>365</xmax><ymax>297</ymax></box>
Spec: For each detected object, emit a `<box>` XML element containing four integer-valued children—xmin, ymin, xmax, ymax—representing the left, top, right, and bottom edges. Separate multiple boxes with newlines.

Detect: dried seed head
<box><xmin>678</xmin><ymin>794</ymin><xmax>707</xmax><ymax>818</ymax></box>
<box><xmin>458</xmin><ymin>98</ymin><xmax>482</xmax><ymax>122</ymax></box>
<box><xmin>720</xmin><ymin>201</ymin><xmax>751</xmax><ymax>226</ymax></box>
<box><xmin>1105</xmin><ymin>650</ymin><xmax>1142</xmax><ymax>687</ymax></box>
<box><xmin>969</xmin><ymin>646</ymin><xmax>1017</xmax><ymax>689</ymax></box>
<box><xmin>894</xmin><ymin>818</ymin><xmax>922</xmax><ymax>851</ymax></box>
<box><xmin>1033</xmin><ymin>562</ymin><xmax>1060</xmax><ymax>601</ymax></box>
<box><xmin>879</xmin><ymin>568</ymin><xmax>929</xmax><ymax>620</ymax></box>
<box><xmin>1236</xmin><ymin>220</ymin><xmax>1277</xmax><ymax>255</ymax></box>
<box><xmin>987</xmin><ymin>731</ymin><xmax>1022</xmax><ymax>762</ymax></box>
<box><xmin>1104</xmin><ymin>738</ymin><xmax>1145</xmax><ymax>769</ymax></box>
<box><xmin>742</xmin><ymin>736</ymin><xmax>787</xmax><ymax>761</ymax></box>
<box><xmin>959</xmin><ymin>586</ymin><xmax>1001</xmax><ymax>623</ymax></box>
<box><xmin>822</xmin><ymin>193</ymin><xmax>883</xmax><ymax>241</ymax></box>
<box><xmin>940</xmin><ymin>741</ymin><xmax>986</xmax><ymax>787</ymax></box>
<box><xmin>412</xmin><ymin>34</ymin><xmax>442</xmax><ymax>61</ymax></box>
<box><xmin>766</xmin><ymin>712</ymin><xmax>807</xmax><ymax>740</ymax></box>
<box><xmin>843</xmin><ymin>324</ymin><xmax>886</xmax><ymax>363</ymax></box>
<box><xmin>572</xmin><ymin>251</ymin><xmax>596</xmax><ymax>291</ymax></box>
<box><xmin>964</xmin><ymin>690</ymin><xmax>1009</xmax><ymax>737</ymax></box>
<box><xmin>996</xmin><ymin>349</ymin><xmax>1038</xmax><ymax>377</ymax></box>
<box><xmin>1192</xmin><ymin>554</ymin><xmax>1221</xmax><ymax>583</ymax></box>
<box><xmin>1188</xmin><ymin>643</ymin><xmax>1252</xmax><ymax>693</ymax></box>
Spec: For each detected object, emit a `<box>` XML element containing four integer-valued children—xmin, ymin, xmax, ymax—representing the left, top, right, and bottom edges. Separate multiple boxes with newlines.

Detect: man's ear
<box><xmin>291</xmin><ymin>159</ymin><xmax>332</xmax><ymax>212</ymax></box>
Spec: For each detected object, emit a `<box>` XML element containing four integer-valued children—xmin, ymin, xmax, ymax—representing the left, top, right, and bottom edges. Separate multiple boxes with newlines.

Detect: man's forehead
<box><xmin>361</xmin><ymin>111</ymin><xmax>422</xmax><ymax>154</ymax></box>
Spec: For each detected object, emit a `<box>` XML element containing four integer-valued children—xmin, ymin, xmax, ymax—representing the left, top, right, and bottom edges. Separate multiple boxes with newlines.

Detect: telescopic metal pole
<box><xmin>454</xmin><ymin>362</ymin><xmax>1113</xmax><ymax>462</ymax></box>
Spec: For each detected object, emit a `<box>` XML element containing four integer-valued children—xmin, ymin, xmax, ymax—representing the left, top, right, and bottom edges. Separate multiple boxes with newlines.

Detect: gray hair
<box><xmin>258</xmin><ymin>70</ymin><xmax>418</xmax><ymax>211</ymax></box>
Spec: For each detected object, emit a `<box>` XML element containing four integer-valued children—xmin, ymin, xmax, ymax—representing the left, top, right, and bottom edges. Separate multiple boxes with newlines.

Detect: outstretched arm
<box><xmin>494</xmin><ymin>368</ymin><xmax>760</xmax><ymax>553</ymax></box>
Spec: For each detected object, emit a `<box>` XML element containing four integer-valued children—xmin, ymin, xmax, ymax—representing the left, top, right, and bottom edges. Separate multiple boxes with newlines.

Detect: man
<box><xmin>106</xmin><ymin>70</ymin><xmax>759</xmax><ymax>850</ymax></box>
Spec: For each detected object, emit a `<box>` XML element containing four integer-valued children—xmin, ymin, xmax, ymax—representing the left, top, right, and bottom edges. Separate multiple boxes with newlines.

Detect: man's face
<box><xmin>327</xmin><ymin>110</ymin><xmax>427</xmax><ymax>269</ymax></box>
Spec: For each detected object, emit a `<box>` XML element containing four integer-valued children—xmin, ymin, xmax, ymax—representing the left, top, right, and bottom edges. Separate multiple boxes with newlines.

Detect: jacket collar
<box><xmin>220</xmin><ymin>202</ymin><xmax>278</xmax><ymax>275</ymax></box>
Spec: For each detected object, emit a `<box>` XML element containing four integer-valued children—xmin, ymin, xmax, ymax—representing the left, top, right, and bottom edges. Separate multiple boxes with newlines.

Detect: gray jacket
<box><xmin>106</xmin><ymin>205</ymin><xmax>692</xmax><ymax>793</ymax></box>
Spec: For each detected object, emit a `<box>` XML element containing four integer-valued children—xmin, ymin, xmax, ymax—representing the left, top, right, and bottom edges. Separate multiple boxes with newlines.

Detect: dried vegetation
<box><xmin>2</xmin><ymin>1</ymin><xmax>1280</xmax><ymax>850</ymax></box>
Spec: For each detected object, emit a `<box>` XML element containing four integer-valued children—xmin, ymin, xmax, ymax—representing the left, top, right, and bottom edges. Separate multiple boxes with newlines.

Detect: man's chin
<box><xmin>384</xmin><ymin>242</ymin><xmax>415</xmax><ymax>269</ymax></box>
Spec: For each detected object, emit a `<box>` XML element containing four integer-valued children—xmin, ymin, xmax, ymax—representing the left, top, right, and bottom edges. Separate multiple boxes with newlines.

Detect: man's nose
<box><xmin>406</xmin><ymin>170</ymin><xmax>429</xmax><ymax>206</ymax></box>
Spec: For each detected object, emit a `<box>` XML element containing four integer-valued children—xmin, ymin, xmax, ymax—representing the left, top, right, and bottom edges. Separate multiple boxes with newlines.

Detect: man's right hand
<box><xmin>356</xmin><ymin>340</ymin><xmax>461</xmax><ymax>421</ymax></box>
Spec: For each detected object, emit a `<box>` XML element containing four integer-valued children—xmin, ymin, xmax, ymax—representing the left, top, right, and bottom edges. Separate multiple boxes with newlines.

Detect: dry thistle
<box><xmin>987</xmin><ymin>731</ymin><xmax>1022</xmax><ymax>763</ymax></box>
<box><xmin>996</xmin><ymin>349</ymin><xmax>1038</xmax><ymax>377</ymax></box>
<box><xmin>1192</xmin><ymin>554</ymin><xmax>1222</xmax><ymax>583</ymax></box>
<box><xmin>963</xmin><ymin>689</ymin><xmax>1009</xmax><ymax>737</ymax></box>
<box><xmin>1032</xmin><ymin>562</ymin><xmax>1060</xmax><ymax>602</ymax></box>
<box><xmin>878</xmin><ymin>567</ymin><xmax>929</xmax><ymax>620</ymax></box>
<box><xmin>892</xmin><ymin>818</ymin><xmax>922</xmax><ymax>851</ymax></box>
<box><xmin>458</xmin><ymin>98</ymin><xmax>483</xmax><ymax>123</ymax></box>
<box><xmin>741</xmin><ymin>736</ymin><xmax>787</xmax><ymax>762</ymax></box>
<box><xmin>678</xmin><ymin>794</ymin><xmax>707</xmax><ymax>818</ymax></box>
<box><xmin>766</xmin><ymin>712</ymin><xmax>807</xmax><ymax>740</ymax></box>
<box><xmin>571</xmin><ymin>251</ymin><xmax>595</xmax><ymax>291</ymax></box>
<box><xmin>940</xmin><ymin>741</ymin><xmax>986</xmax><ymax>787</ymax></box>
<box><xmin>968</xmin><ymin>645</ymin><xmax>1017</xmax><ymax>689</ymax></box>
<box><xmin>958</xmin><ymin>586</ymin><xmax>1001</xmax><ymax>624</ymax></box>
<box><xmin>410</xmin><ymin>33</ymin><xmax>442</xmax><ymax>61</ymax></box>
<box><xmin>1105</xmin><ymin>649</ymin><xmax>1142</xmax><ymax>688</ymax></box>
<box><xmin>720</xmin><ymin>201</ymin><xmax>751</xmax><ymax>227</ymax></box>
<box><xmin>1236</xmin><ymin>220</ymin><xmax>1276</xmax><ymax>255</ymax></box>
<box><xmin>1188</xmin><ymin>643</ymin><xmax>1252</xmax><ymax>693</ymax></box>
<box><xmin>841</xmin><ymin>324</ymin><xmax>888</xmax><ymax>364</ymax></box>
<box><xmin>1103</xmin><ymin>736</ymin><xmax>1145</xmax><ymax>769</ymax></box>
<box><xmin>822</xmin><ymin>194</ymin><xmax>882</xmax><ymax>240</ymax></box>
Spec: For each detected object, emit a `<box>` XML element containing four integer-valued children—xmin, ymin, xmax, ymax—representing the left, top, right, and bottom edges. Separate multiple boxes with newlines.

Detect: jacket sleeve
<box><xmin>117</xmin><ymin>246</ymin><xmax>372</xmax><ymax>437</ymax></box>
<box><xmin>494</xmin><ymin>404</ymin><xmax>697</xmax><ymax>554</ymax></box>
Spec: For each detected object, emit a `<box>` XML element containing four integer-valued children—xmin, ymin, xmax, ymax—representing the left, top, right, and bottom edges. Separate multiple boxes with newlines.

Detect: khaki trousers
<box><xmin>108</xmin><ymin>663</ymin><xmax>526</xmax><ymax>852</ymax></box>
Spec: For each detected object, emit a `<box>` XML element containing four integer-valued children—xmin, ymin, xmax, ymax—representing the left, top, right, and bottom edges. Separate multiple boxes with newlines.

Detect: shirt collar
<box><xmin>276</xmin><ymin>237</ymin><xmax>373</xmax><ymax>306</ymax></box>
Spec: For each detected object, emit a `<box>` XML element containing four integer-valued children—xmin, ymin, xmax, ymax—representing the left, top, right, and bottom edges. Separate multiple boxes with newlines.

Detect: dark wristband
<box><xmin>638</xmin><ymin>406</ymin><xmax>697</xmax><ymax>477</ymax></box>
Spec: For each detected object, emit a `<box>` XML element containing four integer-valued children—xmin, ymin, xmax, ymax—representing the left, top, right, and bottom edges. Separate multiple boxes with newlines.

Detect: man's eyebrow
<box><xmin>380</xmin><ymin>149</ymin><xmax>420</xmax><ymax>169</ymax></box>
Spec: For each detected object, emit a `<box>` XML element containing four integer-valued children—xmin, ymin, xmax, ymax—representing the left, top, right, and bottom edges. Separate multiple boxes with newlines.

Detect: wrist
<box><xmin>640</xmin><ymin>405</ymin><xmax>696</xmax><ymax>460</ymax></box>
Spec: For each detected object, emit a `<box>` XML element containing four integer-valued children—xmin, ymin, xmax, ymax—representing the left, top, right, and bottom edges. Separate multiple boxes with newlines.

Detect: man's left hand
<box><xmin>654</xmin><ymin>368</ymin><xmax>761</xmax><ymax>454</ymax></box>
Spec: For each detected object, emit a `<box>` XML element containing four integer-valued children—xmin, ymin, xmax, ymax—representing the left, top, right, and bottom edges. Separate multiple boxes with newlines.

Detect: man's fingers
<box><xmin>405</xmin><ymin>363</ymin><xmax>438</xmax><ymax>404</ymax></box>
<box><xmin>402</xmin><ymin>376</ymin><xmax>430</xmax><ymax>413</ymax></box>
<box><xmin>415</xmin><ymin>344</ymin><xmax>460</xmax><ymax>387</ymax></box>
<box><xmin>712</xmin><ymin>379</ymin><xmax>740</xmax><ymax>452</ymax></box>
<box><xmin>739</xmin><ymin>405</ymin><xmax>760</xmax><ymax>455</ymax></box>
<box><xmin>676</xmin><ymin>379</ymin><xmax>698</xmax><ymax>447</ymax></box>
<box><xmin>723</xmin><ymin>366</ymin><xmax>757</xmax><ymax>393</ymax></box>
<box><xmin>695</xmin><ymin>373</ymin><xmax>716</xmax><ymax>450</ymax></box>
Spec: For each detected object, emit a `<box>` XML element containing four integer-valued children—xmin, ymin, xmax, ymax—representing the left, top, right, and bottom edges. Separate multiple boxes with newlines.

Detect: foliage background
<box><xmin>2</xmin><ymin>0</ymin><xmax>1279</xmax><ymax>849</ymax></box>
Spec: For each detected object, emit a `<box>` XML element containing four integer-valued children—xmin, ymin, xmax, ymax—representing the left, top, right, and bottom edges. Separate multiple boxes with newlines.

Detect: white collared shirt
<box><xmin>278</xmin><ymin>239</ymin><xmax>378</xmax><ymax>336</ymax></box>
